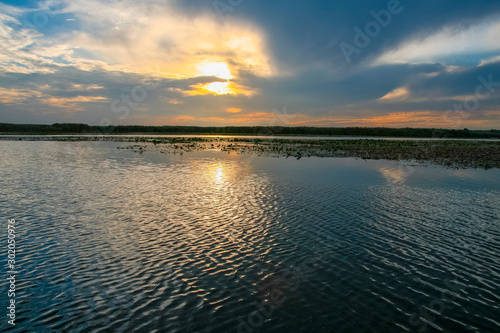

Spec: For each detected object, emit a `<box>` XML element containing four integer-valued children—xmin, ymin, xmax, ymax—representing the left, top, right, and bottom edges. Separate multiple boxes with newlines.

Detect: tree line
<box><xmin>1</xmin><ymin>123</ymin><xmax>499</xmax><ymax>138</ymax></box>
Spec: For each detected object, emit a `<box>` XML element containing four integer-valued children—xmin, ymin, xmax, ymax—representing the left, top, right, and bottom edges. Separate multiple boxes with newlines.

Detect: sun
<box><xmin>186</xmin><ymin>81</ymin><xmax>256</xmax><ymax>96</ymax></box>
<box><xmin>203</xmin><ymin>82</ymin><xmax>234</xmax><ymax>95</ymax></box>
<box><xmin>197</xmin><ymin>61</ymin><xmax>233</xmax><ymax>80</ymax></box>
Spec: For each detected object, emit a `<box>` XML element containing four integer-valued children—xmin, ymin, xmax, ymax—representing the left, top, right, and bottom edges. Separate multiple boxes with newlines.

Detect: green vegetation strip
<box><xmin>1</xmin><ymin>123</ymin><xmax>500</xmax><ymax>138</ymax></box>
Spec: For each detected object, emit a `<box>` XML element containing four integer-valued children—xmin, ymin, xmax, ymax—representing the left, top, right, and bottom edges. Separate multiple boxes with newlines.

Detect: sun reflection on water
<box><xmin>379</xmin><ymin>166</ymin><xmax>408</xmax><ymax>184</ymax></box>
<box><xmin>205</xmin><ymin>161</ymin><xmax>231</xmax><ymax>187</ymax></box>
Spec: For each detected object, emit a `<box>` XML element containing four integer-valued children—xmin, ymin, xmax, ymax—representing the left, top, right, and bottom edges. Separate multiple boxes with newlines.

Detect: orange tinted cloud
<box><xmin>231</xmin><ymin>111</ymin><xmax>278</xmax><ymax>122</ymax></box>
<box><xmin>42</xmin><ymin>96</ymin><xmax>108</xmax><ymax>110</ymax></box>
<box><xmin>123</xmin><ymin>110</ymin><xmax>500</xmax><ymax>128</ymax></box>
<box><xmin>288</xmin><ymin>111</ymin><xmax>494</xmax><ymax>128</ymax></box>
<box><xmin>175</xmin><ymin>115</ymin><xmax>196</xmax><ymax>121</ymax></box>
<box><xmin>0</xmin><ymin>87</ymin><xmax>107</xmax><ymax>111</ymax></box>
<box><xmin>352</xmin><ymin>111</ymin><xmax>489</xmax><ymax>127</ymax></box>
<box><xmin>379</xmin><ymin>87</ymin><xmax>409</xmax><ymax>102</ymax></box>
<box><xmin>199</xmin><ymin>117</ymin><xmax>225</xmax><ymax>122</ymax></box>
<box><xmin>0</xmin><ymin>88</ymin><xmax>42</xmax><ymax>104</ymax></box>
<box><xmin>168</xmin><ymin>99</ymin><xmax>183</xmax><ymax>105</ymax></box>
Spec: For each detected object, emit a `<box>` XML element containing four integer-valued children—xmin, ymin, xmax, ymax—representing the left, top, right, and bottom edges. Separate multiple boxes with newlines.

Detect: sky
<box><xmin>1</xmin><ymin>0</ymin><xmax>500</xmax><ymax>129</ymax></box>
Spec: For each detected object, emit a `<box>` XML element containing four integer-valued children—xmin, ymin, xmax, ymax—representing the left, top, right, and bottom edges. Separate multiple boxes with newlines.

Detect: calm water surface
<box><xmin>0</xmin><ymin>141</ymin><xmax>499</xmax><ymax>332</ymax></box>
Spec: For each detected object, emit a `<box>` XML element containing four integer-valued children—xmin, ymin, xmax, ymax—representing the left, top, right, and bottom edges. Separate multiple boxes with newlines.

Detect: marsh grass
<box><xmin>123</xmin><ymin>137</ymin><xmax>500</xmax><ymax>169</ymax></box>
<box><xmin>3</xmin><ymin>136</ymin><xmax>500</xmax><ymax>169</ymax></box>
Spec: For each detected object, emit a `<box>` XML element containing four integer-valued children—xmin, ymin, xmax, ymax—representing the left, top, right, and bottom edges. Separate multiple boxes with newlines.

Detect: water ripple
<box><xmin>0</xmin><ymin>141</ymin><xmax>499</xmax><ymax>332</ymax></box>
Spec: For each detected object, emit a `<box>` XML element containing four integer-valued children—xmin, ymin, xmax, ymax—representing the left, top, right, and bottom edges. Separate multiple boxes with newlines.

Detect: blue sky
<box><xmin>1</xmin><ymin>0</ymin><xmax>500</xmax><ymax>128</ymax></box>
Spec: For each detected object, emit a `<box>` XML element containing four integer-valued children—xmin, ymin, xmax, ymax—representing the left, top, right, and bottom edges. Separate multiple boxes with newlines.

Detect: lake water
<box><xmin>1</xmin><ymin>141</ymin><xmax>499</xmax><ymax>332</ymax></box>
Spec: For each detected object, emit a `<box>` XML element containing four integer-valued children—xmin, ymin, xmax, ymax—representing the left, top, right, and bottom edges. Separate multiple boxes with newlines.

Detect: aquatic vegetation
<box><xmin>116</xmin><ymin>138</ymin><xmax>500</xmax><ymax>169</ymax></box>
<box><xmin>2</xmin><ymin>136</ymin><xmax>499</xmax><ymax>169</ymax></box>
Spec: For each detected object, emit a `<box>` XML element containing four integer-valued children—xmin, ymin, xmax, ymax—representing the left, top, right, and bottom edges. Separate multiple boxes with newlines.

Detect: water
<box><xmin>1</xmin><ymin>141</ymin><xmax>499</xmax><ymax>332</ymax></box>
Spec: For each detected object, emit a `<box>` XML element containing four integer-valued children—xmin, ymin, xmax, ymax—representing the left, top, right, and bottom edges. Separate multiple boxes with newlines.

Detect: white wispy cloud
<box><xmin>479</xmin><ymin>55</ymin><xmax>500</xmax><ymax>66</ymax></box>
<box><xmin>373</xmin><ymin>17</ymin><xmax>500</xmax><ymax>66</ymax></box>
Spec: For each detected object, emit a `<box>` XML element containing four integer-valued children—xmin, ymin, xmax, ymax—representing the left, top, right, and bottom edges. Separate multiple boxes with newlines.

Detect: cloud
<box><xmin>174</xmin><ymin>115</ymin><xmax>196</xmax><ymax>121</ymax></box>
<box><xmin>374</xmin><ymin>17</ymin><xmax>500</xmax><ymax>66</ymax></box>
<box><xmin>41</xmin><ymin>95</ymin><xmax>108</xmax><ymax>110</ymax></box>
<box><xmin>231</xmin><ymin>111</ymin><xmax>277</xmax><ymax>123</ymax></box>
<box><xmin>480</xmin><ymin>55</ymin><xmax>500</xmax><ymax>66</ymax></box>
<box><xmin>378</xmin><ymin>86</ymin><xmax>481</xmax><ymax>104</ymax></box>
<box><xmin>1</xmin><ymin>0</ymin><xmax>500</xmax><ymax>129</ymax></box>
<box><xmin>0</xmin><ymin>86</ymin><xmax>107</xmax><ymax>111</ymax></box>
<box><xmin>0</xmin><ymin>0</ymin><xmax>276</xmax><ymax>81</ymax></box>
<box><xmin>378</xmin><ymin>87</ymin><xmax>410</xmax><ymax>102</ymax></box>
<box><xmin>0</xmin><ymin>87</ymin><xmax>43</xmax><ymax>104</ymax></box>
<box><xmin>62</xmin><ymin>0</ymin><xmax>275</xmax><ymax>80</ymax></box>
<box><xmin>288</xmin><ymin>111</ymin><xmax>497</xmax><ymax>128</ymax></box>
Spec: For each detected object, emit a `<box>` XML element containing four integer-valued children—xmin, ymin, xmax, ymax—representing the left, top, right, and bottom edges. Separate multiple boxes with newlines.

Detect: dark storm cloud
<box><xmin>173</xmin><ymin>0</ymin><xmax>500</xmax><ymax>68</ymax></box>
<box><xmin>236</xmin><ymin>63</ymin><xmax>445</xmax><ymax>113</ymax></box>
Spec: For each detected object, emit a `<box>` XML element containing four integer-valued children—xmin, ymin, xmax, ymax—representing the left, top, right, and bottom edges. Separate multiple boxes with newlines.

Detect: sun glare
<box><xmin>203</xmin><ymin>82</ymin><xmax>234</xmax><ymax>95</ymax></box>
<box><xmin>186</xmin><ymin>80</ymin><xmax>257</xmax><ymax>96</ymax></box>
<box><xmin>197</xmin><ymin>61</ymin><xmax>233</xmax><ymax>80</ymax></box>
